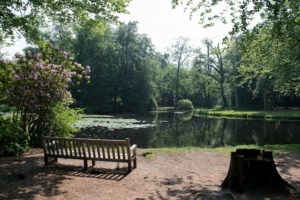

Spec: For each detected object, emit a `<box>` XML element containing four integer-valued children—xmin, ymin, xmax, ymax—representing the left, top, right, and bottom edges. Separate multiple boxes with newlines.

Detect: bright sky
<box><xmin>3</xmin><ymin>0</ymin><xmax>232</xmax><ymax>57</ymax></box>
<box><xmin>119</xmin><ymin>0</ymin><xmax>232</xmax><ymax>52</ymax></box>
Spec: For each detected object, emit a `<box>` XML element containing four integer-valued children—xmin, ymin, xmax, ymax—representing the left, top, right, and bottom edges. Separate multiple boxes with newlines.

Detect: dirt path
<box><xmin>1</xmin><ymin>149</ymin><xmax>300</xmax><ymax>199</ymax></box>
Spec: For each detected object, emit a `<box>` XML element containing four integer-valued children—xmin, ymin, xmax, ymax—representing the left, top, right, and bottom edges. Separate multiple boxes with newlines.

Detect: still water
<box><xmin>76</xmin><ymin>112</ymin><xmax>300</xmax><ymax>148</ymax></box>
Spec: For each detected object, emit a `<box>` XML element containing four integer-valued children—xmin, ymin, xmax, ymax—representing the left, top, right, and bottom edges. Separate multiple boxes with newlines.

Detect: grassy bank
<box><xmin>193</xmin><ymin>108</ymin><xmax>300</xmax><ymax>120</ymax></box>
<box><xmin>143</xmin><ymin>144</ymin><xmax>300</xmax><ymax>157</ymax></box>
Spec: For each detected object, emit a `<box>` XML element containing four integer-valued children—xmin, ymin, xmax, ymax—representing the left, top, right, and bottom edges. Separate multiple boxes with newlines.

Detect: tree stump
<box><xmin>221</xmin><ymin>149</ymin><xmax>295</xmax><ymax>193</ymax></box>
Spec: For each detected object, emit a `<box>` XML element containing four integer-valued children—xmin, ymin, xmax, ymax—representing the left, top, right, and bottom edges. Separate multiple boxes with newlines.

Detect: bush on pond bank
<box><xmin>177</xmin><ymin>99</ymin><xmax>194</xmax><ymax>111</ymax></box>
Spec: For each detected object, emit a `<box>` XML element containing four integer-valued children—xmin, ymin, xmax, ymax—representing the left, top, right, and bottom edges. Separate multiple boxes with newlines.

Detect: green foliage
<box><xmin>0</xmin><ymin>117</ymin><xmax>29</xmax><ymax>156</ymax></box>
<box><xmin>213</xmin><ymin>105</ymin><xmax>223</xmax><ymax>111</ymax></box>
<box><xmin>58</xmin><ymin>21</ymin><xmax>157</xmax><ymax>113</ymax></box>
<box><xmin>193</xmin><ymin>109</ymin><xmax>300</xmax><ymax>120</ymax></box>
<box><xmin>0</xmin><ymin>0</ymin><xmax>131</xmax><ymax>43</ymax></box>
<box><xmin>0</xmin><ymin>104</ymin><xmax>10</xmax><ymax>112</ymax></box>
<box><xmin>169</xmin><ymin>37</ymin><xmax>192</xmax><ymax>107</ymax></box>
<box><xmin>146</xmin><ymin>97</ymin><xmax>158</xmax><ymax>111</ymax></box>
<box><xmin>42</xmin><ymin>103</ymin><xmax>83</xmax><ymax>138</ymax></box>
<box><xmin>193</xmin><ymin>108</ymin><xmax>208</xmax><ymax>115</ymax></box>
<box><xmin>176</xmin><ymin>111</ymin><xmax>193</xmax><ymax>121</ymax></box>
<box><xmin>177</xmin><ymin>99</ymin><xmax>194</xmax><ymax>111</ymax></box>
<box><xmin>172</xmin><ymin>0</ymin><xmax>299</xmax><ymax>39</ymax></box>
<box><xmin>0</xmin><ymin>45</ymin><xmax>89</xmax><ymax>147</ymax></box>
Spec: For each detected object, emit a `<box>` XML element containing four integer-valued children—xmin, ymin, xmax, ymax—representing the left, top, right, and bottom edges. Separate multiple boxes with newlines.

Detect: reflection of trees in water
<box><xmin>77</xmin><ymin>114</ymin><xmax>300</xmax><ymax>148</ymax></box>
<box><xmin>150</xmin><ymin>115</ymin><xmax>300</xmax><ymax>148</ymax></box>
<box><xmin>148</xmin><ymin>113</ymin><xmax>232</xmax><ymax>148</ymax></box>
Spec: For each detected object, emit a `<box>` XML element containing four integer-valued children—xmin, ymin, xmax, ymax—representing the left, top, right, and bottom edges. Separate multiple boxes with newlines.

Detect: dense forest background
<box><xmin>32</xmin><ymin>19</ymin><xmax>300</xmax><ymax>114</ymax></box>
<box><xmin>2</xmin><ymin>1</ymin><xmax>300</xmax><ymax>114</ymax></box>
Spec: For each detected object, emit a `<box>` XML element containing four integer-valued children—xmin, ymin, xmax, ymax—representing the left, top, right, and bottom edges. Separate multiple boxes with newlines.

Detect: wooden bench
<box><xmin>41</xmin><ymin>135</ymin><xmax>137</xmax><ymax>172</ymax></box>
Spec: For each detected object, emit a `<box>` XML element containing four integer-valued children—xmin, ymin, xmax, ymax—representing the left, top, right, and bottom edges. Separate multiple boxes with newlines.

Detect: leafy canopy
<box><xmin>0</xmin><ymin>0</ymin><xmax>131</xmax><ymax>43</ymax></box>
<box><xmin>172</xmin><ymin>0</ymin><xmax>300</xmax><ymax>38</ymax></box>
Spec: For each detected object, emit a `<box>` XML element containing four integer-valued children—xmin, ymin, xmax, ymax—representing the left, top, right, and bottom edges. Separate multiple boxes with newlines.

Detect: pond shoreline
<box><xmin>193</xmin><ymin>108</ymin><xmax>300</xmax><ymax>120</ymax></box>
<box><xmin>156</xmin><ymin>107</ymin><xmax>300</xmax><ymax>120</ymax></box>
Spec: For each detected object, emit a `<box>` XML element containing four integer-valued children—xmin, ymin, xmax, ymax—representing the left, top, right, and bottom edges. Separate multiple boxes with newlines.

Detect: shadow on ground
<box><xmin>0</xmin><ymin>149</ymin><xmax>129</xmax><ymax>199</ymax></box>
<box><xmin>47</xmin><ymin>164</ymin><xmax>129</xmax><ymax>181</ymax></box>
<box><xmin>0</xmin><ymin>150</ymin><xmax>69</xmax><ymax>199</ymax></box>
<box><xmin>140</xmin><ymin>154</ymin><xmax>300</xmax><ymax>200</ymax></box>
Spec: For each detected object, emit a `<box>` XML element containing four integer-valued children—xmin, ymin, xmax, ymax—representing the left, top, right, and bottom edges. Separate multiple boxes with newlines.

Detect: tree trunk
<box><xmin>263</xmin><ymin>91</ymin><xmax>268</xmax><ymax>110</ymax></box>
<box><xmin>221</xmin><ymin>149</ymin><xmax>295</xmax><ymax>193</ymax></box>
<box><xmin>232</xmin><ymin>59</ymin><xmax>239</xmax><ymax>110</ymax></box>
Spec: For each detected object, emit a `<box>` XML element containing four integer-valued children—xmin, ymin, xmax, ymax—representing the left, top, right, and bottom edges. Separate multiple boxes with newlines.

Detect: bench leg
<box><xmin>133</xmin><ymin>157</ymin><xmax>137</xmax><ymax>169</ymax></box>
<box><xmin>44</xmin><ymin>156</ymin><xmax>58</xmax><ymax>166</ymax></box>
<box><xmin>44</xmin><ymin>156</ymin><xmax>48</xmax><ymax>166</ymax></box>
<box><xmin>128</xmin><ymin>161</ymin><xmax>132</xmax><ymax>172</ymax></box>
<box><xmin>83</xmin><ymin>159</ymin><xmax>88</xmax><ymax>171</ymax></box>
<box><xmin>92</xmin><ymin>160</ymin><xmax>95</xmax><ymax>167</ymax></box>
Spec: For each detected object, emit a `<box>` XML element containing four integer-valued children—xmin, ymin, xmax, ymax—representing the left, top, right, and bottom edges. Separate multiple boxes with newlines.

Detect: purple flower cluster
<box><xmin>2</xmin><ymin>45</ymin><xmax>91</xmax><ymax>114</ymax></box>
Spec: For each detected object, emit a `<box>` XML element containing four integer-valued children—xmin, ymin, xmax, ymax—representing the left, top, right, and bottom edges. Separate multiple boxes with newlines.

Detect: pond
<box><xmin>74</xmin><ymin>112</ymin><xmax>300</xmax><ymax>148</ymax></box>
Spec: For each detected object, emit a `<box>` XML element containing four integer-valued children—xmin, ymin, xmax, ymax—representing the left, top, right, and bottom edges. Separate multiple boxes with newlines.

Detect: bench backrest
<box><xmin>41</xmin><ymin>136</ymin><xmax>132</xmax><ymax>162</ymax></box>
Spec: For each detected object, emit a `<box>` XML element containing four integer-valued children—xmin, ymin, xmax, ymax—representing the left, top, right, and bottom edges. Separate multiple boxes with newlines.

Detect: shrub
<box><xmin>214</xmin><ymin>105</ymin><xmax>223</xmax><ymax>111</ymax></box>
<box><xmin>177</xmin><ymin>99</ymin><xmax>194</xmax><ymax>111</ymax></box>
<box><xmin>0</xmin><ymin>117</ymin><xmax>29</xmax><ymax>156</ymax></box>
<box><xmin>194</xmin><ymin>108</ymin><xmax>208</xmax><ymax>115</ymax></box>
<box><xmin>0</xmin><ymin>45</ymin><xmax>90</xmax><ymax>147</ymax></box>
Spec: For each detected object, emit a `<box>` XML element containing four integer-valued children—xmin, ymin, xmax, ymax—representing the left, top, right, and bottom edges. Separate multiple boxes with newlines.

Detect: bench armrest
<box><xmin>130</xmin><ymin>144</ymin><xmax>137</xmax><ymax>151</ymax></box>
<box><xmin>130</xmin><ymin>144</ymin><xmax>137</xmax><ymax>156</ymax></box>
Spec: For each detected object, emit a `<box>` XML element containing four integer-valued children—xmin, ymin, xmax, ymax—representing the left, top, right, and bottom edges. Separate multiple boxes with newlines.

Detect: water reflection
<box><xmin>76</xmin><ymin>112</ymin><xmax>300</xmax><ymax>148</ymax></box>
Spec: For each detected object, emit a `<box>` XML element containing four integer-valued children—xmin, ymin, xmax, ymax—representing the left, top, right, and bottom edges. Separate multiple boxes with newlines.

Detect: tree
<box><xmin>171</xmin><ymin>0</ymin><xmax>300</xmax><ymax>38</ymax></box>
<box><xmin>190</xmin><ymin>49</ymin><xmax>216</xmax><ymax>108</ymax></box>
<box><xmin>211</xmin><ymin>43</ymin><xmax>228</xmax><ymax>108</ymax></box>
<box><xmin>169</xmin><ymin>37</ymin><xmax>193</xmax><ymax>107</ymax></box>
<box><xmin>0</xmin><ymin>44</ymin><xmax>90</xmax><ymax>145</ymax></box>
<box><xmin>224</xmin><ymin>37</ymin><xmax>243</xmax><ymax>109</ymax></box>
<box><xmin>113</xmin><ymin>22</ymin><xmax>156</xmax><ymax>112</ymax></box>
<box><xmin>238</xmin><ymin>26</ymin><xmax>300</xmax><ymax>110</ymax></box>
<box><xmin>197</xmin><ymin>39</ymin><xmax>228</xmax><ymax>109</ymax></box>
<box><xmin>0</xmin><ymin>0</ymin><xmax>131</xmax><ymax>43</ymax></box>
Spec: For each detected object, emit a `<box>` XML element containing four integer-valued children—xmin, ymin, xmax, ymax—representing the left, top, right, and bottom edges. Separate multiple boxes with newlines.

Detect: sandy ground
<box><xmin>0</xmin><ymin>148</ymin><xmax>300</xmax><ymax>200</ymax></box>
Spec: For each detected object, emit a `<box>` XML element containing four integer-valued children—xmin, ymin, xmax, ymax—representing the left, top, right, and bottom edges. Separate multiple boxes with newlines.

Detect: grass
<box><xmin>141</xmin><ymin>144</ymin><xmax>300</xmax><ymax>157</ymax></box>
<box><xmin>193</xmin><ymin>108</ymin><xmax>300</xmax><ymax>120</ymax></box>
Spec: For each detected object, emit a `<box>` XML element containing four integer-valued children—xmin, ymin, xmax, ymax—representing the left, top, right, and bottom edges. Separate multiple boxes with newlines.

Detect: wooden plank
<box><xmin>92</xmin><ymin>143</ymin><xmax>96</xmax><ymax>158</ymax></box>
<box><xmin>55</xmin><ymin>139</ymin><xmax>59</xmax><ymax>156</ymax></box>
<box><xmin>117</xmin><ymin>144</ymin><xmax>120</xmax><ymax>160</ymax></box>
<box><xmin>101</xmin><ymin>143</ymin><xmax>105</xmax><ymax>159</ymax></box>
<box><xmin>87</xmin><ymin>144</ymin><xmax>91</xmax><ymax>158</ymax></box>
<box><xmin>96</xmin><ymin>143</ymin><xmax>100</xmax><ymax>159</ymax></box>
<box><xmin>78</xmin><ymin>141</ymin><xmax>82</xmax><ymax>157</ymax></box>
<box><xmin>121</xmin><ymin>145</ymin><xmax>125</xmax><ymax>160</ymax></box>
<box><xmin>112</xmin><ymin>144</ymin><xmax>116</xmax><ymax>160</ymax></box>
<box><xmin>68</xmin><ymin>141</ymin><xmax>73</xmax><ymax>156</ymax></box>
<box><xmin>45</xmin><ymin>140</ymin><xmax>51</xmax><ymax>155</ymax></box>
<box><xmin>73</xmin><ymin>141</ymin><xmax>78</xmax><ymax>157</ymax></box>
<box><xmin>64</xmin><ymin>140</ymin><xmax>68</xmax><ymax>156</ymax></box>
<box><xmin>107</xmin><ymin>144</ymin><xmax>110</xmax><ymax>159</ymax></box>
